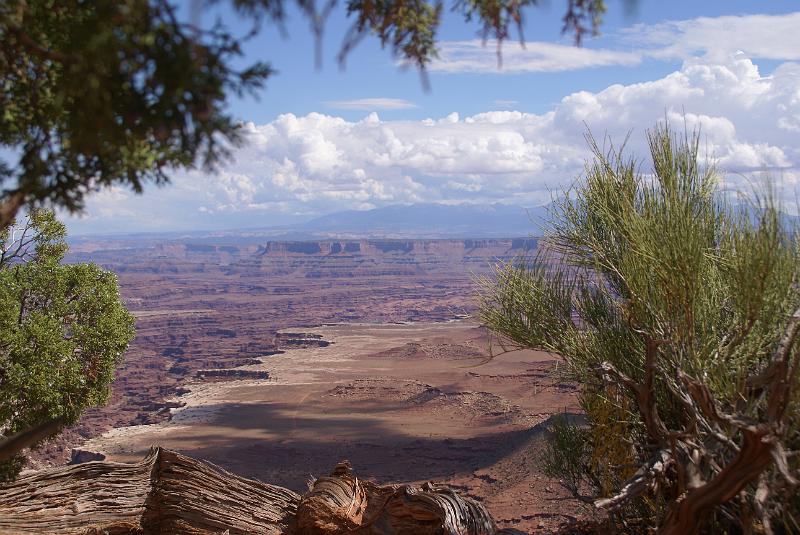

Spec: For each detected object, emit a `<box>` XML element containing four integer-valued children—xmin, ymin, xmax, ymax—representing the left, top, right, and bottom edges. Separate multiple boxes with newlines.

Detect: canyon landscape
<box><xmin>32</xmin><ymin>236</ymin><xmax>586</xmax><ymax>533</ymax></box>
<box><xmin>4</xmin><ymin>4</ymin><xmax>798</xmax><ymax>533</ymax></box>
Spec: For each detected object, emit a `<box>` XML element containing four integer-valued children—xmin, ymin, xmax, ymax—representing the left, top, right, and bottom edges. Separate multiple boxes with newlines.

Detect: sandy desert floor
<box><xmin>81</xmin><ymin>320</ymin><xmax>587</xmax><ymax>533</ymax></box>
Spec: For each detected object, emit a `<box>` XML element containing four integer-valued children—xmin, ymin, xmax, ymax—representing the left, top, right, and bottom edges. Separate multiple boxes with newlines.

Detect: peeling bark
<box><xmin>0</xmin><ymin>447</ymin><xmax>299</xmax><ymax>534</ymax></box>
<box><xmin>298</xmin><ymin>460</ymin><xmax>497</xmax><ymax>535</ymax></box>
<box><xmin>296</xmin><ymin>461</ymin><xmax>368</xmax><ymax>533</ymax></box>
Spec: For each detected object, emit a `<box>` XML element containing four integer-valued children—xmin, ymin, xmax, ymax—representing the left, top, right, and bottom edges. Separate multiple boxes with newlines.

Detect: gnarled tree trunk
<box><xmin>0</xmin><ymin>447</ymin><xmax>299</xmax><ymax>534</ymax></box>
<box><xmin>297</xmin><ymin>460</ymin><xmax>497</xmax><ymax>535</ymax></box>
<box><xmin>0</xmin><ymin>448</ymin><xmax>498</xmax><ymax>535</ymax></box>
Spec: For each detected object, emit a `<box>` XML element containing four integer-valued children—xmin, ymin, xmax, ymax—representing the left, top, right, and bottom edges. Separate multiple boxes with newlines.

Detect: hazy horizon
<box><xmin>66</xmin><ymin>201</ymin><xmax>548</xmax><ymax>239</ymax></box>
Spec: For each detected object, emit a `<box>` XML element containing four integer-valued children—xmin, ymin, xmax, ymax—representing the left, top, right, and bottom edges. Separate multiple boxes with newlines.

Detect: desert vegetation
<box><xmin>0</xmin><ymin>211</ymin><xmax>135</xmax><ymax>480</ymax></box>
<box><xmin>481</xmin><ymin>124</ymin><xmax>800</xmax><ymax>533</ymax></box>
<box><xmin>5</xmin><ymin>1</ymin><xmax>795</xmax><ymax>534</ymax></box>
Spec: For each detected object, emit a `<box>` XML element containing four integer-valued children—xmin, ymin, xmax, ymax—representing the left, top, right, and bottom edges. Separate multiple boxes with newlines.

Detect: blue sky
<box><xmin>65</xmin><ymin>2</ymin><xmax>800</xmax><ymax>234</ymax></box>
<box><xmin>217</xmin><ymin>0</ymin><xmax>797</xmax><ymax>122</ymax></box>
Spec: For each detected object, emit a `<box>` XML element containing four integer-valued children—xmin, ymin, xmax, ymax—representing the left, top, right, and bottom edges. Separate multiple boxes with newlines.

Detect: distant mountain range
<box><xmin>293</xmin><ymin>203</ymin><xmax>548</xmax><ymax>238</ymax></box>
<box><xmin>69</xmin><ymin>203</ymin><xmax>548</xmax><ymax>246</ymax></box>
<box><xmin>68</xmin><ymin>200</ymin><xmax>800</xmax><ymax>250</ymax></box>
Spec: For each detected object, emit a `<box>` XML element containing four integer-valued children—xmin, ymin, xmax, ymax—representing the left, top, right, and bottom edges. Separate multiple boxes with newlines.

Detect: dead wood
<box><xmin>0</xmin><ymin>447</ymin><xmax>299</xmax><ymax>534</ymax></box>
<box><xmin>366</xmin><ymin>482</ymin><xmax>498</xmax><ymax>535</ymax></box>
<box><xmin>0</xmin><ymin>449</ymin><xmax>498</xmax><ymax>535</ymax></box>
<box><xmin>591</xmin><ymin>308</ymin><xmax>800</xmax><ymax>533</ymax></box>
<box><xmin>0</xmin><ymin>416</ymin><xmax>66</xmax><ymax>462</ymax></box>
<box><xmin>295</xmin><ymin>461</ymin><xmax>368</xmax><ymax>533</ymax></box>
<box><xmin>296</xmin><ymin>460</ymin><xmax>497</xmax><ymax>535</ymax></box>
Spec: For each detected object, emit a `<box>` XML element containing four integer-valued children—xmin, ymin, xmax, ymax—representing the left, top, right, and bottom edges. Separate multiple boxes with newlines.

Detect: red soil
<box><xmin>28</xmin><ymin>238</ymin><xmax>590</xmax><ymax>533</ymax></box>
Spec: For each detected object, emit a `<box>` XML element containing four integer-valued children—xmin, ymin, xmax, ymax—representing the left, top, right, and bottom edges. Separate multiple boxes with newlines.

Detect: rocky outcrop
<box><xmin>257</xmin><ymin>239</ymin><xmax>524</xmax><ymax>258</ymax></box>
<box><xmin>510</xmin><ymin>238</ymin><xmax>538</xmax><ymax>250</ymax></box>
<box><xmin>69</xmin><ymin>448</ymin><xmax>105</xmax><ymax>464</ymax></box>
<box><xmin>276</xmin><ymin>332</ymin><xmax>331</xmax><ymax>349</ymax></box>
<box><xmin>196</xmin><ymin>369</ymin><xmax>270</xmax><ymax>380</ymax></box>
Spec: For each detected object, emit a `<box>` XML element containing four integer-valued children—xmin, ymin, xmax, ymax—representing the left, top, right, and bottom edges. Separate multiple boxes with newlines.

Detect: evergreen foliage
<box><xmin>0</xmin><ymin>0</ymin><xmax>271</xmax><ymax>227</ymax></box>
<box><xmin>0</xmin><ymin>211</ymin><xmax>135</xmax><ymax>480</ymax></box>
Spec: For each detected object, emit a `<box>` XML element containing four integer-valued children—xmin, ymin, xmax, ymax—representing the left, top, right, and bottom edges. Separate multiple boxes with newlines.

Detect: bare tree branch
<box><xmin>0</xmin><ymin>417</ymin><xmax>66</xmax><ymax>463</ymax></box>
<box><xmin>595</xmin><ymin>449</ymin><xmax>672</xmax><ymax>510</ymax></box>
<box><xmin>0</xmin><ymin>192</ymin><xmax>25</xmax><ymax>231</ymax></box>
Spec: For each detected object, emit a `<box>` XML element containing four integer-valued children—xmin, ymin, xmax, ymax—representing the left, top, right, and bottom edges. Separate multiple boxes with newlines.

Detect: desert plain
<box><xmin>39</xmin><ymin>237</ymin><xmax>585</xmax><ymax>533</ymax></box>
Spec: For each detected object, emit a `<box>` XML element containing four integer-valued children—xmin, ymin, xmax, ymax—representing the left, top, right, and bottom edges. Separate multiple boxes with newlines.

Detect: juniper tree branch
<box><xmin>0</xmin><ymin>192</ymin><xmax>25</xmax><ymax>231</ymax></box>
<box><xmin>754</xmin><ymin>474</ymin><xmax>774</xmax><ymax>535</ymax></box>
<box><xmin>766</xmin><ymin>307</ymin><xmax>800</xmax><ymax>421</ymax></box>
<box><xmin>0</xmin><ymin>417</ymin><xmax>66</xmax><ymax>462</ymax></box>
<box><xmin>658</xmin><ymin>307</ymin><xmax>800</xmax><ymax>534</ymax></box>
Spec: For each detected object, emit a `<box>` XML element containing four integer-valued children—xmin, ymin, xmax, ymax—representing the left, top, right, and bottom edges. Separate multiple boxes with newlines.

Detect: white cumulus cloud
<box><xmin>68</xmin><ymin>53</ymin><xmax>800</xmax><ymax>233</ymax></box>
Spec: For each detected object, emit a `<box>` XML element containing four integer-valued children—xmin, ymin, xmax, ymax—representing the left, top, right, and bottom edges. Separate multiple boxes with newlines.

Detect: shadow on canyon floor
<box><xmin>158</xmin><ymin>399</ymin><xmax>555</xmax><ymax>492</ymax></box>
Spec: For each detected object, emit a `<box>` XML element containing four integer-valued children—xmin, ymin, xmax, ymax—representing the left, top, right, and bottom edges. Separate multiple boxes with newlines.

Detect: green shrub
<box><xmin>0</xmin><ymin>211</ymin><xmax>135</xmax><ymax>480</ymax></box>
<box><xmin>481</xmin><ymin>124</ymin><xmax>800</xmax><ymax>533</ymax></box>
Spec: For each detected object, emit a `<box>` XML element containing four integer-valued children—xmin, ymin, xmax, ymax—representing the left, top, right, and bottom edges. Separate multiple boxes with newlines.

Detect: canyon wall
<box><xmin>34</xmin><ymin>238</ymin><xmax>536</xmax><ymax>468</ymax></box>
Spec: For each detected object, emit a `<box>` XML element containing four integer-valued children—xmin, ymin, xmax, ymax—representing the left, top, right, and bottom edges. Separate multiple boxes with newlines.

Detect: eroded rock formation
<box><xmin>36</xmin><ymin>238</ymin><xmax>523</xmax><ymax>469</ymax></box>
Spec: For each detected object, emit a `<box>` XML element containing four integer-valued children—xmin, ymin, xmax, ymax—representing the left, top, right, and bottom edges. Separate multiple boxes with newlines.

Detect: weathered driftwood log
<box><xmin>296</xmin><ymin>461</ymin><xmax>497</xmax><ymax>535</ymax></box>
<box><xmin>296</xmin><ymin>461</ymin><xmax>368</xmax><ymax>533</ymax></box>
<box><xmin>370</xmin><ymin>482</ymin><xmax>497</xmax><ymax>535</ymax></box>
<box><xmin>0</xmin><ymin>447</ymin><xmax>299</xmax><ymax>534</ymax></box>
<box><xmin>0</xmin><ymin>449</ymin><xmax>497</xmax><ymax>535</ymax></box>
